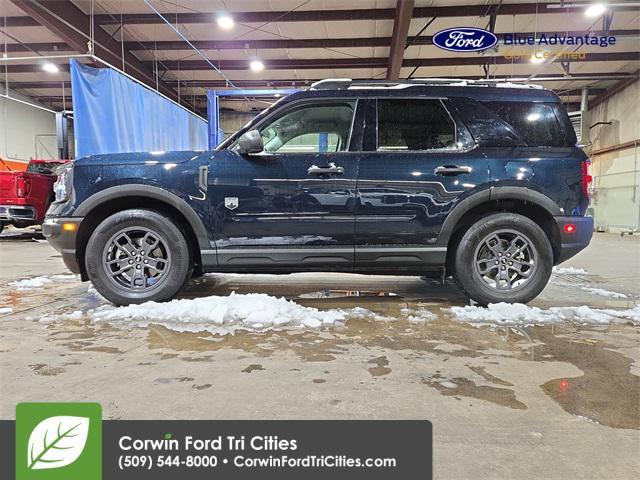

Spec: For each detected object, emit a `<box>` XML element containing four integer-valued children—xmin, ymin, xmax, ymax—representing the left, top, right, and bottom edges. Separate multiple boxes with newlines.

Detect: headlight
<box><xmin>53</xmin><ymin>165</ymin><xmax>73</xmax><ymax>202</ymax></box>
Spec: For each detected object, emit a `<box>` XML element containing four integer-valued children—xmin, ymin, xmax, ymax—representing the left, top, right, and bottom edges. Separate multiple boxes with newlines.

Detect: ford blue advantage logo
<box><xmin>433</xmin><ymin>27</ymin><xmax>498</xmax><ymax>52</ymax></box>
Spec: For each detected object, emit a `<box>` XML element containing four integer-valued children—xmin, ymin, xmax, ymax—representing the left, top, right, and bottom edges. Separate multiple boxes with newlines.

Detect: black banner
<box><xmin>1</xmin><ymin>420</ymin><xmax>432</xmax><ymax>479</ymax></box>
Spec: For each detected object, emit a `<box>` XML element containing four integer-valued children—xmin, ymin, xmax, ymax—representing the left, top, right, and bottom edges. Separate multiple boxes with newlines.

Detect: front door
<box><xmin>355</xmin><ymin>97</ymin><xmax>489</xmax><ymax>269</ymax></box>
<box><xmin>209</xmin><ymin>99</ymin><xmax>362</xmax><ymax>270</ymax></box>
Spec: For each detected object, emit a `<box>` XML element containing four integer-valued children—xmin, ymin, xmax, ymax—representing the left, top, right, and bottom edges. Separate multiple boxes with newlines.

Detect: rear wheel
<box><xmin>453</xmin><ymin>213</ymin><xmax>552</xmax><ymax>305</ymax></box>
<box><xmin>85</xmin><ymin>209</ymin><xmax>191</xmax><ymax>305</ymax></box>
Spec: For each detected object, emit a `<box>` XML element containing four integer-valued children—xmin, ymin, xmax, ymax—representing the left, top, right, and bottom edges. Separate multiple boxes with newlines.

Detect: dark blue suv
<box><xmin>44</xmin><ymin>79</ymin><xmax>593</xmax><ymax>306</ymax></box>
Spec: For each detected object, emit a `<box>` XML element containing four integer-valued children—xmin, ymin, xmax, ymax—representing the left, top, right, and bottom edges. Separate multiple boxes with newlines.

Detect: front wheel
<box><xmin>85</xmin><ymin>209</ymin><xmax>192</xmax><ymax>305</ymax></box>
<box><xmin>453</xmin><ymin>213</ymin><xmax>553</xmax><ymax>306</ymax></box>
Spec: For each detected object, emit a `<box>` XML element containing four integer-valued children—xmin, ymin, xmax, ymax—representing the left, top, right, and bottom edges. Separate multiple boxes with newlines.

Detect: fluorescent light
<box><xmin>250</xmin><ymin>60</ymin><xmax>264</xmax><ymax>72</ymax></box>
<box><xmin>585</xmin><ymin>3</ymin><xmax>606</xmax><ymax>17</ymax></box>
<box><xmin>527</xmin><ymin>113</ymin><xmax>541</xmax><ymax>122</ymax></box>
<box><xmin>216</xmin><ymin>13</ymin><xmax>234</xmax><ymax>30</ymax></box>
<box><xmin>42</xmin><ymin>63</ymin><xmax>59</xmax><ymax>73</ymax></box>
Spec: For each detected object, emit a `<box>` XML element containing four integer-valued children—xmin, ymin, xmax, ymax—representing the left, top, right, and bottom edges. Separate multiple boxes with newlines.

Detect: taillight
<box><xmin>16</xmin><ymin>176</ymin><xmax>31</xmax><ymax>197</ymax></box>
<box><xmin>581</xmin><ymin>160</ymin><xmax>592</xmax><ymax>199</ymax></box>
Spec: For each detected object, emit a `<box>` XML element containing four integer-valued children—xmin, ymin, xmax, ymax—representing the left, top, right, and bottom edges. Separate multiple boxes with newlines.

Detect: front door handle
<box><xmin>307</xmin><ymin>163</ymin><xmax>344</xmax><ymax>176</ymax></box>
<box><xmin>434</xmin><ymin>165</ymin><xmax>472</xmax><ymax>175</ymax></box>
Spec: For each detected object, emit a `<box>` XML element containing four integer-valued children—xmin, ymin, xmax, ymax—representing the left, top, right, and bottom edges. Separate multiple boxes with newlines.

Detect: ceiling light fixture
<box><xmin>216</xmin><ymin>13</ymin><xmax>234</xmax><ymax>30</ymax></box>
<box><xmin>530</xmin><ymin>52</ymin><xmax>546</xmax><ymax>64</ymax></box>
<box><xmin>250</xmin><ymin>60</ymin><xmax>264</xmax><ymax>72</ymax></box>
<box><xmin>585</xmin><ymin>3</ymin><xmax>607</xmax><ymax>17</ymax></box>
<box><xmin>42</xmin><ymin>62</ymin><xmax>59</xmax><ymax>73</ymax></box>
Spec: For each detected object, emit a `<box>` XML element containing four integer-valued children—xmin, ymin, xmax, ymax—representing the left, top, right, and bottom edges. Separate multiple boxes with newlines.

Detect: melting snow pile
<box><xmin>9</xmin><ymin>276</ymin><xmax>52</xmax><ymax>290</ymax></box>
<box><xmin>448</xmin><ymin>303</ymin><xmax>640</xmax><ymax>326</ymax></box>
<box><xmin>89</xmin><ymin>292</ymin><xmax>378</xmax><ymax>334</ymax></box>
<box><xmin>552</xmin><ymin>266</ymin><xmax>588</xmax><ymax>275</ymax></box>
<box><xmin>581</xmin><ymin>287</ymin><xmax>627</xmax><ymax>299</ymax></box>
<box><xmin>8</xmin><ymin>274</ymin><xmax>78</xmax><ymax>290</ymax></box>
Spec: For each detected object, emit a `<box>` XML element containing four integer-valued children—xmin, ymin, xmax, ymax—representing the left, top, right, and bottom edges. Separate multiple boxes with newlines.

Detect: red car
<box><xmin>0</xmin><ymin>159</ymin><xmax>70</xmax><ymax>233</ymax></box>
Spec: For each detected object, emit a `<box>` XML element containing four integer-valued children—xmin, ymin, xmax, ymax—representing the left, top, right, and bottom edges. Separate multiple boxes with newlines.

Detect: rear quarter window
<box><xmin>481</xmin><ymin>101</ymin><xmax>570</xmax><ymax>147</ymax></box>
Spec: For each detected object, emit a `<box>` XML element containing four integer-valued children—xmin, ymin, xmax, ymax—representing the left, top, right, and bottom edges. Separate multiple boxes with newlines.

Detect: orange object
<box><xmin>0</xmin><ymin>157</ymin><xmax>28</xmax><ymax>172</ymax></box>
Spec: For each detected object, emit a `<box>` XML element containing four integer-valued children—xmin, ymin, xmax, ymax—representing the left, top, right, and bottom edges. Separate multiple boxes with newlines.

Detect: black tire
<box><xmin>453</xmin><ymin>213</ymin><xmax>553</xmax><ymax>306</ymax></box>
<box><xmin>85</xmin><ymin>209</ymin><xmax>192</xmax><ymax>306</ymax></box>
<box><xmin>0</xmin><ymin>222</ymin><xmax>6</xmax><ymax>234</ymax></box>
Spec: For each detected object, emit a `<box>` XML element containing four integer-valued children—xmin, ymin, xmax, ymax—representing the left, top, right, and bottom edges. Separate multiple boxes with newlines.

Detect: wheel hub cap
<box><xmin>473</xmin><ymin>229</ymin><xmax>537</xmax><ymax>291</ymax></box>
<box><xmin>103</xmin><ymin>227</ymin><xmax>171</xmax><ymax>292</ymax></box>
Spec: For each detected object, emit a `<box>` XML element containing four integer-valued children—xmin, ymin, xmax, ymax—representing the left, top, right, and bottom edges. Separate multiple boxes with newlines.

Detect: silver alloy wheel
<box><xmin>102</xmin><ymin>227</ymin><xmax>172</xmax><ymax>292</ymax></box>
<box><xmin>472</xmin><ymin>229</ymin><xmax>537</xmax><ymax>291</ymax></box>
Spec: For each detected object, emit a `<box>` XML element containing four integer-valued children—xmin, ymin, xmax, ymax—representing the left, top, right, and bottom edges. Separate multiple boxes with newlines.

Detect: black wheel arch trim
<box><xmin>436</xmin><ymin>186</ymin><xmax>562</xmax><ymax>246</ymax></box>
<box><xmin>74</xmin><ymin>184</ymin><xmax>211</xmax><ymax>250</ymax></box>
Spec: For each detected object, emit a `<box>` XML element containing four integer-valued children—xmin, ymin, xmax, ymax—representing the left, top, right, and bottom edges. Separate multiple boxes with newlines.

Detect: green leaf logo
<box><xmin>27</xmin><ymin>416</ymin><xmax>90</xmax><ymax>470</ymax></box>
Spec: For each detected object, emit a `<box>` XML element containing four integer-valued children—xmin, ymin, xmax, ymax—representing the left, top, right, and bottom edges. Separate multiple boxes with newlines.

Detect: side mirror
<box><xmin>236</xmin><ymin>129</ymin><xmax>263</xmax><ymax>155</ymax></box>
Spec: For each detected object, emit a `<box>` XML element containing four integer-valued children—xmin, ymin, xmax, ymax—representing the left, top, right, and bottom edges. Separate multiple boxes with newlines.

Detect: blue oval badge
<box><xmin>433</xmin><ymin>27</ymin><xmax>498</xmax><ymax>52</ymax></box>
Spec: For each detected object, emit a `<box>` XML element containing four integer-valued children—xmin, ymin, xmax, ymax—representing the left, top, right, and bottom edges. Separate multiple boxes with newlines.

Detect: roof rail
<box><xmin>310</xmin><ymin>78</ymin><xmax>543</xmax><ymax>90</ymax></box>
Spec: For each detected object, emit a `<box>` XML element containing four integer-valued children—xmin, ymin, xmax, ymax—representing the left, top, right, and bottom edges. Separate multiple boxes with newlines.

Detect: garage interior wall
<box><xmin>588</xmin><ymin>82</ymin><xmax>640</xmax><ymax>232</ymax></box>
<box><xmin>220</xmin><ymin>111</ymin><xmax>255</xmax><ymax>140</ymax></box>
<box><xmin>0</xmin><ymin>90</ymin><xmax>57</xmax><ymax>161</ymax></box>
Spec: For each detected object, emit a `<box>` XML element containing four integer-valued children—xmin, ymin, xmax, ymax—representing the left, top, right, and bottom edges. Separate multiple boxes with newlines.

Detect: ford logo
<box><xmin>433</xmin><ymin>27</ymin><xmax>498</xmax><ymax>52</ymax></box>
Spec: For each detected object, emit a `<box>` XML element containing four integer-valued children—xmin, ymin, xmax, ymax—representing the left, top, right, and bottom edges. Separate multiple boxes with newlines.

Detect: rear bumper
<box><xmin>0</xmin><ymin>204</ymin><xmax>37</xmax><ymax>222</ymax></box>
<box><xmin>555</xmin><ymin>215</ymin><xmax>594</xmax><ymax>264</ymax></box>
<box><xmin>42</xmin><ymin>216</ymin><xmax>83</xmax><ymax>274</ymax></box>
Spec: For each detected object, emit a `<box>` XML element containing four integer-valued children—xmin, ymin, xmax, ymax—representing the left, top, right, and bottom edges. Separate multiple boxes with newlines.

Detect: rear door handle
<box><xmin>434</xmin><ymin>165</ymin><xmax>472</xmax><ymax>175</ymax></box>
<box><xmin>307</xmin><ymin>163</ymin><xmax>344</xmax><ymax>176</ymax></box>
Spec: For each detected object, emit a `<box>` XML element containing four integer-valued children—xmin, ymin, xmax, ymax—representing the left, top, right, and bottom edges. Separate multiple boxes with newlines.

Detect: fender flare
<box><xmin>75</xmin><ymin>184</ymin><xmax>211</xmax><ymax>250</ymax></box>
<box><xmin>436</xmin><ymin>186</ymin><xmax>562</xmax><ymax>246</ymax></box>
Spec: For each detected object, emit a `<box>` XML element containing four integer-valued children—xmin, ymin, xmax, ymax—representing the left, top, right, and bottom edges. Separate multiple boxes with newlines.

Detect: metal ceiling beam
<box><xmin>0</xmin><ymin>64</ymin><xmax>71</xmax><ymax>73</ymax></box>
<box><xmin>0</xmin><ymin>42</ymin><xmax>73</xmax><ymax>53</ymax></box>
<box><xmin>387</xmin><ymin>0</ymin><xmax>414</xmax><ymax>80</ymax></box>
<box><xmin>8</xmin><ymin>0</ymin><xmax>184</xmax><ymax>106</ymax></box>
<box><xmin>2</xmin><ymin>81</ymin><xmax>72</xmax><ymax>89</ymax></box>
<box><xmin>3</xmin><ymin>29</ymin><xmax>639</xmax><ymax>53</ymax></box>
<box><xmin>146</xmin><ymin>51</ymin><xmax>640</xmax><ymax>71</ymax></box>
<box><xmin>4</xmin><ymin>2</ymin><xmax>639</xmax><ymax>27</ymax></box>
<box><xmin>48</xmin><ymin>2</ymin><xmax>640</xmax><ymax>24</ymax></box>
<box><xmin>4</xmin><ymin>50</ymin><xmax>637</xmax><ymax>74</ymax></box>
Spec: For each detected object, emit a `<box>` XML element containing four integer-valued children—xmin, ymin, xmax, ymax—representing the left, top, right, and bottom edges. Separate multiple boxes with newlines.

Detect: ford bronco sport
<box><xmin>44</xmin><ymin>79</ymin><xmax>593</xmax><ymax>306</ymax></box>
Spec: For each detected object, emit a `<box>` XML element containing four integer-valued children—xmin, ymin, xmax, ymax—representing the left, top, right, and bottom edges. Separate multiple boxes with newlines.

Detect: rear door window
<box><xmin>377</xmin><ymin>99</ymin><xmax>456</xmax><ymax>151</ymax></box>
<box><xmin>481</xmin><ymin>102</ymin><xmax>567</xmax><ymax>147</ymax></box>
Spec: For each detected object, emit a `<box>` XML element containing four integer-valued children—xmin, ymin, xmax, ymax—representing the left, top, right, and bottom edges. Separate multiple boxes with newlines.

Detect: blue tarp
<box><xmin>70</xmin><ymin>59</ymin><xmax>207</xmax><ymax>158</ymax></box>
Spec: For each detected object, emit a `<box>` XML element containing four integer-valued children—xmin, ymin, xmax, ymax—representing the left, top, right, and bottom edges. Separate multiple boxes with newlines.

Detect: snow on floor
<box><xmin>581</xmin><ymin>287</ymin><xmax>627</xmax><ymax>299</ymax></box>
<box><xmin>86</xmin><ymin>292</ymin><xmax>389</xmax><ymax>335</ymax></box>
<box><xmin>7</xmin><ymin>274</ymin><xmax>78</xmax><ymax>290</ymax></box>
<box><xmin>9</xmin><ymin>276</ymin><xmax>52</xmax><ymax>290</ymax></box>
<box><xmin>447</xmin><ymin>303</ymin><xmax>640</xmax><ymax>326</ymax></box>
<box><xmin>0</xmin><ymin>307</ymin><xmax>13</xmax><ymax>314</ymax></box>
<box><xmin>552</xmin><ymin>266</ymin><xmax>588</xmax><ymax>275</ymax></box>
<box><xmin>401</xmin><ymin>307</ymin><xmax>437</xmax><ymax>323</ymax></box>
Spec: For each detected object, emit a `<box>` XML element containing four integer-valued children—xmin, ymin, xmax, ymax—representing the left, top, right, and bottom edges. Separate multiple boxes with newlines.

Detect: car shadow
<box><xmin>178</xmin><ymin>272</ymin><xmax>468</xmax><ymax>305</ymax></box>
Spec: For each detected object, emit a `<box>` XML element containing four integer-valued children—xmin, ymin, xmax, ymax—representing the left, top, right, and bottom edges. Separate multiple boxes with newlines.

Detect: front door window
<box><xmin>259</xmin><ymin>101</ymin><xmax>356</xmax><ymax>153</ymax></box>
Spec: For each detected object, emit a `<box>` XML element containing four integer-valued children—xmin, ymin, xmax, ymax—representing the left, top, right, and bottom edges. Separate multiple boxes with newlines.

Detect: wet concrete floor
<box><xmin>1</xmin><ymin>230</ymin><xmax>639</xmax><ymax>479</ymax></box>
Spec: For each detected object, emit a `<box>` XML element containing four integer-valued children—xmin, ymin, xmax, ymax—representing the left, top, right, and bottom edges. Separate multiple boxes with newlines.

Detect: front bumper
<box><xmin>555</xmin><ymin>215</ymin><xmax>594</xmax><ymax>264</ymax></box>
<box><xmin>42</xmin><ymin>216</ymin><xmax>83</xmax><ymax>274</ymax></box>
<box><xmin>0</xmin><ymin>205</ymin><xmax>36</xmax><ymax>221</ymax></box>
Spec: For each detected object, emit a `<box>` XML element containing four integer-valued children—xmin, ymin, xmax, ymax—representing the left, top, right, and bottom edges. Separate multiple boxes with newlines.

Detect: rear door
<box><xmin>209</xmin><ymin>98</ymin><xmax>362</xmax><ymax>270</ymax></box>
<box><xmin>354</xmin><ymin>97</ymin><xmax>489</xmax><ymax>269</ymax></box>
